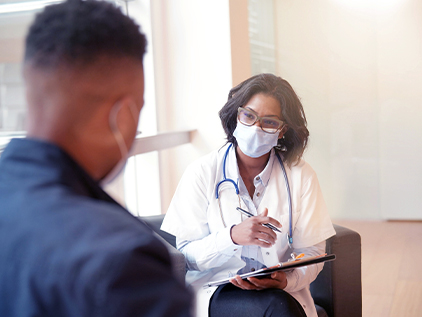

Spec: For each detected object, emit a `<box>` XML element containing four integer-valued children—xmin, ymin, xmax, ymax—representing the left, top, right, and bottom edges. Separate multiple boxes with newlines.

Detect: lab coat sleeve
<box><xmin>177</xmin><ymin>226</ymin><xmax>241</xmax><ymax>272</ymax></box>
<box><xmin>161</xmin><ymin>159</ymin><xmax>212</xmax><ymax>241</ymax></box>
<box><xmin>283</xmin><ymin>240</ymin><xmax>326</xmax><ymax>293</ymax></box>
<box><xmin>162</xmin><ymin>154</ymin><xmax>241</xmax><ymax>272</ymax></box>
<box><xmin>290</xmin><ymin>163</ymin><xmax>336</xmax><ymax>248</ymax></box>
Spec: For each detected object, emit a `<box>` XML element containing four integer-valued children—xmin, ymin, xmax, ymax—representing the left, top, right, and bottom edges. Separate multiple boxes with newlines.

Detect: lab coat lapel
<box><xmin>257</xmin><ymin>158</ymin><xmax>291</xmax><ymax>266</ymax></box>
<box><xmin>208</xmin><ymin>144</ymin><xmax>242</xmax><ymax>232</ymax></box>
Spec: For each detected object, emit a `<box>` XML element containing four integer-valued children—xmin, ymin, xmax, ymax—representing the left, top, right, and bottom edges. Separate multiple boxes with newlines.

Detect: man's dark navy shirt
<box><xmin>0</xmin><ymin>138</ymin><xmax>191</xmax><ymax>316</ymax></box>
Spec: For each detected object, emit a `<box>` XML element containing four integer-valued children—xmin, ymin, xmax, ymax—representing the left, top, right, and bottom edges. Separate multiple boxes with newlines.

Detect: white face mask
<box><xmin>100</xmin><ymin>100</ymin><xmax>138</xmax><ymax>186</ymax></box>
<box><xmin>233</xmin><ymin>122</ymin><xmax>279</xmax><ymax>158</ymax></box>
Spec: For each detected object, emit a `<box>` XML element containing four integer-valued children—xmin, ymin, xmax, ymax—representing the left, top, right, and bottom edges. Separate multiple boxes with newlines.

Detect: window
<box><xmin>248</xmin><ymin>0</ymin><xmax>276</xmax><ymax>75</ymax></box>
<box><xmin>0</xmin><ymin>4</ymin><xmax>35</xmax><ymax>148</ymax></box>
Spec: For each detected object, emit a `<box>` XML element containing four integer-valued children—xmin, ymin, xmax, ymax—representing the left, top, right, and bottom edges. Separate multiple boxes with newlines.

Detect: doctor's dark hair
<box><xmin>24</xmin><ymin>0</ymin><xmax>147</xmax><ymax>68</ymax></box>
<box><xmin>219</xmin><ymin>74</ymin><xmax>309</xmax><ymax>166</ymax></box>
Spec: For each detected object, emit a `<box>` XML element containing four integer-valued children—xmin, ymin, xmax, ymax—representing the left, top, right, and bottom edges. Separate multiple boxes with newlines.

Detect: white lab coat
<box><xmin>162</xmin><ymin>144</ymin><xmax>336</xmax><ymax>317</ymax></box>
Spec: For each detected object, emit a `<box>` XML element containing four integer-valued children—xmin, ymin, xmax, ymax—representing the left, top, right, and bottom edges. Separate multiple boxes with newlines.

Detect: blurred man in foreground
<box><xmin>0</xmin><ymin>0</ymin><xmax>191</xmax><ymax>316</ymax></box>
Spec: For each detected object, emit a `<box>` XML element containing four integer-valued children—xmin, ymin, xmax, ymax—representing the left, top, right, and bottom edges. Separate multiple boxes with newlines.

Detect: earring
<box><xmin>281</xmin><ymin>145</ymin><xmax>287</xmax><ymax>152</ymax></box>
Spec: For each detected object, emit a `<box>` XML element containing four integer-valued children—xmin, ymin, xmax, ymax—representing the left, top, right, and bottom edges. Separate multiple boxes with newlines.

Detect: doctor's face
<box><xmin>241</xmin><ymin>93</ymin><xmax>285</xmax><ymax>137</ymax></box>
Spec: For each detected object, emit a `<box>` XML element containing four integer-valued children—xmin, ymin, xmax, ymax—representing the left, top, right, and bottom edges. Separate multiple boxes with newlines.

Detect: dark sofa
<box><xmin>140</xmin><ymin>215</ymin><xmax>362</xmax><ymax>317</ymax></box>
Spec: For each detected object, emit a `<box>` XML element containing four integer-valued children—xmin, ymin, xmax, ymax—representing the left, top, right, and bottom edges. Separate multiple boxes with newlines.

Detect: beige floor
<box><xmin>334</xmin><ymin>220</ymin><xmax>422</xmax><ymax>317</ymax></box>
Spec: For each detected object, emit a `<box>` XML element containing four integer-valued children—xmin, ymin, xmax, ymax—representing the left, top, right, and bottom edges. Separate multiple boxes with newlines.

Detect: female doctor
<box><xmin>161</xmin><ymin>74</ymin><xmax>336</xmax><ymax>317</ymax></box>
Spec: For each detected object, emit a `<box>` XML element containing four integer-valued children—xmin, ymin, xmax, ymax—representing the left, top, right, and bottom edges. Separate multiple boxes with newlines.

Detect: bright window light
<box><xmin>0</xmin><ymin>1</ymin><xmax>62</xmax><ymax>14</ymax></box>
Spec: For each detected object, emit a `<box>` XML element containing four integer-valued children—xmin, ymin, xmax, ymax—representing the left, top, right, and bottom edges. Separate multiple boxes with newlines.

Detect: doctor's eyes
<box><xmin>237</xmin><ymin>107</ymin><xmax>285</xmax><ymax>134</ymax></box>
<box><xmin>238</xmin><ymin>108</ymin><xmax>256</xmax><ymax>122</ymax></box>
<box><xmin>262</xmin><ymin>119</ymin><xmax>279</xmax><ymax>128</ymax></box>
<box><xmin>237</xmin><ymin>108</ymin><xmax>258</xmax><ymax>125</ymax></box>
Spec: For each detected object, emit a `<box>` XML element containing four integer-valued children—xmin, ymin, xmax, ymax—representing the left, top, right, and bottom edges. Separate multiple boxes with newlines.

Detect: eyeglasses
<box><xmin>237</xmin><ymin>107</ymin><xmax>285</xmax><ymax>134</ymax></box>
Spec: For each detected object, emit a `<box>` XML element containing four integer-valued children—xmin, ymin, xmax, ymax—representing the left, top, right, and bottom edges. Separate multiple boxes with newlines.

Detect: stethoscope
<box><xmin>215</xmin><ymin>144</ymin><xmax>294</xmax><ymax>248</ymax></box>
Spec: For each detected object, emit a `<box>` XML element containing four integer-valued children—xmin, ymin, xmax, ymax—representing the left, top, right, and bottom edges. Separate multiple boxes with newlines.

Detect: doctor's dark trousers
<box><xmin>209</xmin><ymin>283</ymin><xmax>306</xmax><ymax>317</ymax></box>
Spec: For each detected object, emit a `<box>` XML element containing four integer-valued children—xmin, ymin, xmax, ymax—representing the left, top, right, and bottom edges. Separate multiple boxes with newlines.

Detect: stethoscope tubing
<box><xmin>274</xmin><ymin>151</ymin><xmax>293</xmax><ymax>245</ymax></box>
<box><xmin>215</xmin><ymin>144</ymin><xmax>239</xmax><ymax>199</ymax></box>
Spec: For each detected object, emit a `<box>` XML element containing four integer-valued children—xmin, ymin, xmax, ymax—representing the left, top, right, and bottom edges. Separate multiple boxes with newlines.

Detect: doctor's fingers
<box><xmin>230</xmin><ymin>276</ymin><xmax>263</xmax><ymax>290</ymax></box>
<box><xmin>255</xmin><ymin>215</ymin><xmax>282</xmax><ymax>229</ymax></box>
<box><xmin>247</xmin><ymin>276</ymin><xmax>284</xmax><ymax>290</ymax></box>
<box><xmin>251</xmin><ymin>223</ymin><xmax>278</xmax><ymax>241</ymax></box>
<box><xmin>237</xmin><ymin>232</ymin><xmax>274</xmax><ymax>247</ymax></box>
<box><xmin>253</xmin><ymin>237</ymin><xmax>274</xmax><ymax>248</ymax></box>
<box><xmin>252</xmin><ymin>231</ymin><xmax>277</xmax><ymax>246</ymax></box>
<box><xmin>246</xmin><ymin>217</ymin><xmax>279</xmax><ymax>240</ymax></box>
<box><xmin>241</xmin><ymin>229</ymin><xmax>275</xmax><ymax>247</ymax></box>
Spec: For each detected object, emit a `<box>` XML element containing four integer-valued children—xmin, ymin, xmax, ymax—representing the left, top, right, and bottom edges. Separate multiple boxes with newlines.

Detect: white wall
<box><xmin>151</xmin><ymin>0</ymin><xmax>234</xmax><ymax>212</ymax></box>
<box><xmin>274</xmin><ymin>0</ymin><xmax>422</xmax><ymax>220</ymax></box>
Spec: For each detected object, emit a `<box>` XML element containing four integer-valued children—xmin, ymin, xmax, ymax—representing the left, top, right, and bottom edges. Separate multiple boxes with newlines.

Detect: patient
<box><xmin>0</xmin><ymin>1</ymin><xmax>191</xmax><ymax>316</ymax></box>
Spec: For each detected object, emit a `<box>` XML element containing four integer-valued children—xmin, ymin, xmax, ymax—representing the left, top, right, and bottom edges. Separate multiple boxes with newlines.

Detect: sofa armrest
<box><xmin>310</xmin><ymin>224</ymin><xmax>362</xmax><ymax>317</ymax></box>
<box><xmin>154</xmin><ymin>233</ymin><xmax>186</xmax><ymax>284</ymax></box>
<box><xmin>139</xmin><ymin>215</ymin><xmax>176</xmax><ymax>247</ymax></box>
<box><xmin>139</xmin><ymin>215</ymin><xmax>185</xmax><ymax>283</ymax></box>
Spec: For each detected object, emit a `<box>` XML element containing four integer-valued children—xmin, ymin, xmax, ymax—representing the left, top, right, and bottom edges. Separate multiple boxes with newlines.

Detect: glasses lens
<box><xmin>238</xmin><ymin>108</ymin><xmax>256</xmax><ymax>126</ymax></box>
<box><xmin>261</xmin><ymin>118</ymin><xmax>283</xmax><ymax>134</ymax></box>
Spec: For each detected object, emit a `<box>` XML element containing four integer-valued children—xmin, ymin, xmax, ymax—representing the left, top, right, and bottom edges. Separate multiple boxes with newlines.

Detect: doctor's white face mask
<box><xmin>233</xmin><ymin>121</ymin><xmax>279</xmax><ymax>158</ymax></box>
<box><xmin>100</xmin><ymin>101</ymin><xmax>138</xmax><ymax>186</ymax></box>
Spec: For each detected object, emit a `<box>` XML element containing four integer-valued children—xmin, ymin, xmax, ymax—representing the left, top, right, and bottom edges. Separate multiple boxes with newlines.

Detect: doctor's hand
<box><xmin>229</xmin><ymin>270</ymin><xmax>288</xmax><ymax>291</ymax></box>
<box><xmin>230</xmin><ymin>208</ymin><xmax>281</xmax><ymax>247</ymax></box>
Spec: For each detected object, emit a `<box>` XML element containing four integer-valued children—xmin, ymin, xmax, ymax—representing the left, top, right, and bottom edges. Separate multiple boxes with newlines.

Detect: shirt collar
<box><xmin>225</xmin><ymin>143</ymin><xmax>276</xmax><ymax>189</ymax></box>
<box><xmin>255</xmin><ymin>148</ymin><xmax>276</xmax><ymax>188</ymax></box>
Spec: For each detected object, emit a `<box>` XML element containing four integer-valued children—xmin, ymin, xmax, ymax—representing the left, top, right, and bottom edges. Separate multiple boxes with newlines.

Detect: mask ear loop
<box><xmin>109</xmin><ymin>99</ymin><xmax>139</xmax><ymax>158</ymax></box>
<box><xmin>127</xmin><ymin>101</ymin><xmax>140</xmax><ymax>123</ymax></box>
<box><xmin>100</xmin><ymin>101</ymin><xmax>131</xmax><ymax>186</ymax></box>
<box><xmin>109</xmin><ymin>101</ymin><xmax>129</xmax><ymax>160</ymax></box>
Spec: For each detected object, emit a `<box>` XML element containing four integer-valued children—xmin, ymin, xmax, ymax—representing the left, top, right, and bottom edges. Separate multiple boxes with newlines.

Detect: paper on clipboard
<box><xmin>203</xmin><ymin>253</ymin><xmax>336</xmax><ymax>288</ymax></box>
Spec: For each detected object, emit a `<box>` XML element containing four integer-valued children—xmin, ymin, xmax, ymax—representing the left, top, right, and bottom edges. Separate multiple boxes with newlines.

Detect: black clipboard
<box><xmin>203</xmin><ymin>253</ymin><xmax>336</xmax><ymax>288</ymax></box>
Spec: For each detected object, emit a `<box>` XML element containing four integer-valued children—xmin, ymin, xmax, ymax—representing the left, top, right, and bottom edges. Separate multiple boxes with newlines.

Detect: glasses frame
<box><xmin>237</xmin><ymin>107</ymin><xmax>285</xmax><ymax>134</ymax></box>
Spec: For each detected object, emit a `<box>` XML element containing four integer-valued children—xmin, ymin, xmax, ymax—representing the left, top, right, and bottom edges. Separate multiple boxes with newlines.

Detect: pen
<box><xmin>236</xmin><ymin>207</ymin><xmax>282</xmax><ymax>233</ymax></box>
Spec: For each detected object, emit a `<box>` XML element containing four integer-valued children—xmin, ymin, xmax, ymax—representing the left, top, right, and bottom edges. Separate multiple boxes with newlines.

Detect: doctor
<box><xmin>162</xmin><ymin>74</ymin><xmax>336</xmax><ymax>317</ymax></box>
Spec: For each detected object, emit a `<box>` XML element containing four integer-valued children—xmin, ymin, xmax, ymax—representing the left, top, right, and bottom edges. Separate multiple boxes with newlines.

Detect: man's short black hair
<box><xmin>25</xmin><ymin>0</ymin><xmax>147</xmax><ymax>67</ymax></box>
